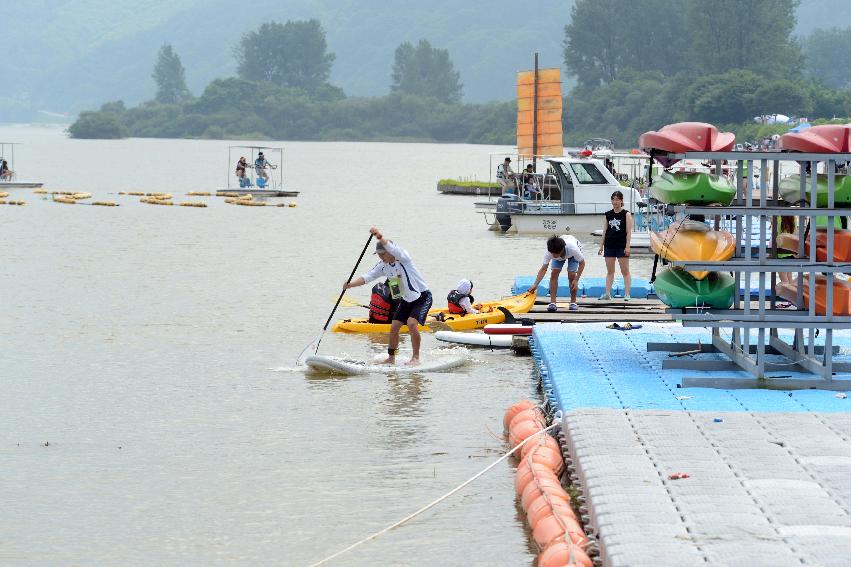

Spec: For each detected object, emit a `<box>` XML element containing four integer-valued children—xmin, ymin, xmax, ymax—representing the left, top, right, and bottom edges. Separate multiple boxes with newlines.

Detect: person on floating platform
<box><xmin>496</xmin><ymin>157</ymin><xmax>516</xmax><ymax>195</ymax></box>
<box><xmin>447</xmin><ymin>279</ymin><xmax>482</xmax><ymax>315</ymax></box>
<box><xmin>254</xmin><ymin>152</ymin><xmax>276</xmax><ymax>183</ymax></box>
<box><xmin>343</xmin><ymin>227</ymin><xmax>432</xmax><ymax>365</ymax></box>
<box><xmin>529</xmin><ymin>234</ymin><xmax>586</xmax><ymax>313</ymax></box>
<box><xmin>598</xmin><ymin>190</ymin><xmax>633</xmax><ymax>301</ymax></box>
<box><xmin>235</xmin><ymin>156</ymin><xmax>251</xmax><ymax>187</ymax></box>
<box><xmin>0</xmin><ymin>159</ymin><xmax>13</xmax><ymax>181</ymax></box>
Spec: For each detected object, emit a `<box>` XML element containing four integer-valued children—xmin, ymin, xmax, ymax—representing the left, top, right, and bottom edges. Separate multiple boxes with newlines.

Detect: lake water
<box><xmin>0</xmin><ymin>126</ymin><xmax>652</xmax><ymax>566</ymax></box>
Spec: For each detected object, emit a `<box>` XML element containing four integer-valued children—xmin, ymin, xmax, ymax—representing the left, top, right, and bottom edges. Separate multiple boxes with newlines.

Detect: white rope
<box><xmin>306</xmin><ymin>422</ymin><xmax>560</xmax><ymax>567</ymax></box>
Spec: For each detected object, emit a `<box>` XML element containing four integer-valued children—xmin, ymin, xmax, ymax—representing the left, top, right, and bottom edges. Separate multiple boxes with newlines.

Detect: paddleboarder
<box><xmin>343</xmin><ymin>227</ymin><xmax>432</xmax><ymax>365</ymax></box>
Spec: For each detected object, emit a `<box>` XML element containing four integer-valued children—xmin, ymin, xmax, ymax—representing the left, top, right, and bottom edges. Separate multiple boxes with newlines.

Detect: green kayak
<box><xmin>779</xmin><ymin>174</ymin><xmax>851</xmax><ymax>207</ymax></box>
<box><xmin>650</xmin><ymin>171</ymin><xmax>736</xmax><ymax>205</ymax></box>
<box><xmin>654</xmin><ymin>268</ymin><xmax>735</xmax><ymax>309</ymax></box>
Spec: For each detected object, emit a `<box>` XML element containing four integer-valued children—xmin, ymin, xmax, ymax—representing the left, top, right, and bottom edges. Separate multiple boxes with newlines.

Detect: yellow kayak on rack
<box><xmin>332</xmin><ymin>291</ymin><xmax>537</xmax><ymax>333</ymax></box>
<box><xmin>650</xmin><ymin>225</ymin><xmax>735</xmax><ymax>280</ymax></box>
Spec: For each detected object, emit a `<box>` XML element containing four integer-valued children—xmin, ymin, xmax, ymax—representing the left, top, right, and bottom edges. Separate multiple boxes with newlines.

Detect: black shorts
<box><xmin>393</xmin><ymin>290</ymin><xmax>433</xmax><ymax>325</ymax></box>
<box><xmin>604</xmin><ymin>247</ymin><xmax>626</xmax><ymax>258</ymax></box>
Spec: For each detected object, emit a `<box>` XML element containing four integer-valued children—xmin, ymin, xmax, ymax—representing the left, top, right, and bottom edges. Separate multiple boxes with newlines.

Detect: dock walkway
<box><xmin>525</xmin><ymin>298</ymin><xmax>673</xmax><ymax>324</ymax></box>
<box><xmin>531</xmin><ymin>323</ymin><xmax>851</xmax><ymax>566</ymax></box>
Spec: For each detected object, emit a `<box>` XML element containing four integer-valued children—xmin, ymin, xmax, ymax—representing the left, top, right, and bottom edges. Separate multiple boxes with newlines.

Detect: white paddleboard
<box><xmin>304</xmin><ymin>354</ymin><xmax>467</xmax><ymax>375</ymax></box>
<box><xmin>434</xmin><ymin>331</ymin><xmax>514</xmax><ymax>348</ymax></box>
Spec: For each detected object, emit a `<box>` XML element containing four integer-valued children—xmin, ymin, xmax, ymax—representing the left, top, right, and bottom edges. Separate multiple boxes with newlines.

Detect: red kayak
<box><xmin>639</xmin><ymin>122</ymin><xmax>736</xmax><ymax>154</ymax></box>
<box><xmin>484</xmin><ymin>323</ymin><xmax>533</xmax><ymax>335</ymax></box>
<box><xmin>779</xmin><ymin>124</ymin><xmax>851</xmax><ymax>153</ymax></box>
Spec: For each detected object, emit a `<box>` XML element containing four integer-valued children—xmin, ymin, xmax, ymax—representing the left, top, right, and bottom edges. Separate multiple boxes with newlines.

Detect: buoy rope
<box><xmin>306</xmin><ymin>422</ymin><xmax>559</xmax><ymax>567</ymax></box>
<box><xmin>524</xmin><ymin>442</ymin><xmax>590</xmax><ymax>549</ymax></box>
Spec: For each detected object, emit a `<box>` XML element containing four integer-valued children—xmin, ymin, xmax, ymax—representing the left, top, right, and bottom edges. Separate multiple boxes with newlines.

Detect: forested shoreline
<box><xmin>70</xmin><ymin>1</ymin><xmax>851</xmax><ymax>147</ymax></box>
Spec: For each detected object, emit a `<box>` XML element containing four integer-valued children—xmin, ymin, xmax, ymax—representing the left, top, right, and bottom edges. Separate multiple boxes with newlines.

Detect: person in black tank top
<box><xmin>597</xmin><ymin>190</ymin><xmax>633</xmax><ymax>301</ymax></box>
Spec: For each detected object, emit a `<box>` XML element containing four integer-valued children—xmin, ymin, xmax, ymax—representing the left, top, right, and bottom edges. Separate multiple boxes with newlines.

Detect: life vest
<box><xmin>369</xmin><ymin>281</ymin><xmax>397</xmax><ymax>323</ymax></box>
<box><xmin>447</xmin><ymin>289</ymin><xmax>474</xmax><ymax>314</ymax></box>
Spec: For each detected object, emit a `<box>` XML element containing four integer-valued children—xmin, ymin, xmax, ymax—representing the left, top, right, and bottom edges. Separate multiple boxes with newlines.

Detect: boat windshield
<box><xmin>565</xmin><ymin>162</ymin><xmax>608</xmax><ymax>184</ymax></box>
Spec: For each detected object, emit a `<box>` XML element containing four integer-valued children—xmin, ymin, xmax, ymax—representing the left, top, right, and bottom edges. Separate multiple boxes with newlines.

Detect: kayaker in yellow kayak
<box><xmin>342</xmin><ymin>227</ymin><xmax>432</xmax><ymax>366</ymax></box>
<box><xmin>447</xmin><ymin>279</ymin><xmax>486</xmax><ymax>315</ymax></box>
<box><xmin>529</xmin><ymin>235</ymin><xmax>586</xmax><ymax>312</ymax></box>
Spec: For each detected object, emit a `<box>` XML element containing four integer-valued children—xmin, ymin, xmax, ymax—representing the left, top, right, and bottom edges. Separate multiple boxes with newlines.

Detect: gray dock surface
<box><xmin>562</xmin><ymin>408</ymin><xmax>851</xmax><ymax>567</ymax></box>
<box><xmin>525</xmin><ymin>297</ymin><xmax>673</xmax><ymax>324</ymax></box>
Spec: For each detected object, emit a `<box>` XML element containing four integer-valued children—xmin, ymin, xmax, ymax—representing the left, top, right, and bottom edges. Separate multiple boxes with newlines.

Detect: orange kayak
<box><xmin>776</xmin><ymin>275</ymin><xmax>851</xmax><ymax>316</ymax></box>
<box><xmin>777</xmin><ymin>229</ymin><xmax>851</xmax><ymax>262</ymax></box>
<box><xmin>650</xmin><ymin>224</ymin><xmax>735</xmax><ymax>280</ymax></box>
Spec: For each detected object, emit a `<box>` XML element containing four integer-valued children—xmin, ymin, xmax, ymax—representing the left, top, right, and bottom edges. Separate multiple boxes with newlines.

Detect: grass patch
<box><xmin>438</xmin><ymin>178</ymin><xmax>500</xmax><ymax>188</ymax></box>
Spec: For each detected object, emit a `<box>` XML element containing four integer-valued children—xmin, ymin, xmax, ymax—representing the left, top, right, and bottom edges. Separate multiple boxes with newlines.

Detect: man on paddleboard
<box><xmin>343</xmin><ymin>227</ymin><xmax>432</xmax><ymax>365</ymax></box>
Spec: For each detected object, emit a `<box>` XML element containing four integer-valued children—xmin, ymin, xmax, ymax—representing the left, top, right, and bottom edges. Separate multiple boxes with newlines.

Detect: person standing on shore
<box><xmin>343</xmin><ymin>227</ymin><xmax>432</xmax><ymax>366</ymax></box>
<box><xmin>528</xmin><ymin>234</ymin><xmax>585</xmax><ymax>312</ymax></box>
<box><xmin>598</xmin><ymin>190</ymin><xmax>632</xmax><ymax>301</ymax></box>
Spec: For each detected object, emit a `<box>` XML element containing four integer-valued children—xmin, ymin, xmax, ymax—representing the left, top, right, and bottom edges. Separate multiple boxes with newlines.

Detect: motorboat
<box><xmin>479</xmin><ymin>155</ymin><xmax>647</xmax><ymax>235</ymax></box>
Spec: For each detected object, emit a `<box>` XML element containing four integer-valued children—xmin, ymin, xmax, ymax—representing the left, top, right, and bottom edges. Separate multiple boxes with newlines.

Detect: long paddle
<box><xmin>298</xmin><ymin>234</ymin><xmax>373</xmax><ymax>363</ymax></box>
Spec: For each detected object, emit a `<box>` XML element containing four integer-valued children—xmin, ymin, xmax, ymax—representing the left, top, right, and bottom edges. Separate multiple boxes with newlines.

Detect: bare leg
<box><xmin>604</xmin><ymin>257</ymin><xmax>616</xmax><ymax>296</ymax></box>
<box><xmin>568</xmin><ymin>271</ymin><xmax>578</xmax><ymax>304</ymax></box>
<box><xmin>406</xmin><ymin>317</ymin><xmax>421</xmax><ymax>365</ymax></box>
<box><xmin>380</xmin><ymin>320</ymin><xmax>404</xmax><ymax>364</ymax></box>
<box><xmin>618</xmin><ymin>256</ymin><xmax>631</xmax><ymax>296</ymax></box>
<box><xmin>549</xmin><ymin>268</ymin><xmax>562</xmax><ymax>305</ymax></box>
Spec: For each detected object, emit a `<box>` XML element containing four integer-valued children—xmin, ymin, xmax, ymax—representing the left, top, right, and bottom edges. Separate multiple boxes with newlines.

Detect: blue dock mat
<box><xmin>513</xmin><ymin>276</ymin><xmax>653</xmax><ymax>298</ymax></box>
<box><xmin>530</xmin><ymin>323</ymin><xmax>851</xmax><ymax>415</ymax></box>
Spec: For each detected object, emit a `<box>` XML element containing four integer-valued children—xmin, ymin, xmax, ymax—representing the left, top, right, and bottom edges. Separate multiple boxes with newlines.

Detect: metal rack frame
<box><xmin>651</xmin><ymin>150</ymin><xmax>851</xmax><ymax>389</ymax></box>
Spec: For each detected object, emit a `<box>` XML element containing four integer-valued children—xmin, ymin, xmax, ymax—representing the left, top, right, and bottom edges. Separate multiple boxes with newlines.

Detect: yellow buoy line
<box><xmin>0</xmin><ymin>199</ymin><xmax>25</xmax><ymax>205</ymax></box>
<box><xmin>31</xmin><ymin>187</ymin><xmax>293</xmax><ymax>209</ymax></box>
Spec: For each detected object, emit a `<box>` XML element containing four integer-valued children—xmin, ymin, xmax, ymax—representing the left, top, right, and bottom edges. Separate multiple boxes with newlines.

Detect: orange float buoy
<box><xmin>533</xmin><ymin>511</ymin><xmax>587</xmax><ymax>549</ymax></box>
<box><xmin>520</xmin><ymin>476</ymin><xmax>571</xmax><ymax>511</ymax></box>
<box><xmin>526</xmin><ymin>494</ymin><xmax>576</xmax><ymax>530</ymax></box>
<box><xmin>520</xmin><ymin>433</ymin><xmax>561</xmax><ymax>460</ymax></box>
<box><xmin>508</xmin><ymin>420</ymin><xmax>547</xmax><ymax>449</ymax></box>
<box><xmin>503</xmin><ymin>400</ymin><xmax>536</xmax><ymax>430</ymax></box>
<box><xmin>508</xmin><ymin>407</ymin><xmax>546</xmax><ymax>431</ymax></box>
<box><xmin>524</xmin><ymin>444</ymin><xmax>564</xmax><ymax>475</ymax></box>
<box><xmin>537</xmin><ymin>538</ymin><xmax>593</xmax><ymax>567</ymax></box>
<box><xmin>515</xmin><ymin>462</ymin><xmax>559</xmax><ymax>495</ymax></box>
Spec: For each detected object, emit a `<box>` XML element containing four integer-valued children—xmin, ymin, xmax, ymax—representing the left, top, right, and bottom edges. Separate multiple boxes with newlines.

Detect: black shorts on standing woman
<box><xmin>603</xmin><ymin>208</ymin><xmax>628</xmax><ymax>257</ymax></box>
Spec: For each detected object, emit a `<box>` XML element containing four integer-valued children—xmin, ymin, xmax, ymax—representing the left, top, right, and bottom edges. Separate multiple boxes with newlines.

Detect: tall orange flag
<box><xmin>517</xmin><ymin>68</ymin><xmax>563</xmax><ymax>158</ymax></box>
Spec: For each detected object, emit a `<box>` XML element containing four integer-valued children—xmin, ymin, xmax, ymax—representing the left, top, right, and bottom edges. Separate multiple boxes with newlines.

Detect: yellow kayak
<box><xmin>650</xmin><ymin>224</ymin><xmax>735</xmax><ymax>280</ymax></box>
<box><xmin>332</xmin><ymin>291</ymin><xmax>537</xmax><ymax>333</ymax></box>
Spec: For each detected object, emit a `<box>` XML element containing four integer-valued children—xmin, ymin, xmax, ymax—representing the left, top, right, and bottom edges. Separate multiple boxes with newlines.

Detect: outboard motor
<box><xmin>495</xmin><ymin>193</ymin><xmax>519</xmax><ymax>232</ymax></box>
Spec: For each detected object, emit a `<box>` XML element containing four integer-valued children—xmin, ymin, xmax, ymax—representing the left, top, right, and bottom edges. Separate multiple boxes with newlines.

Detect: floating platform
<box><xmin>529</xmin><ymin>323</ymin><xmax>851</xmax><ymax>566</ymax></box>
<box><xmin>1</xmin><ymin>181</ymin><xmax>44</xmax><ymax>189</ymax></box>
<box><xmin>513</xmin><ymin>276</ymin><xmax>654</xmax><ymax>298</ymax></box>
<box><xmin>216</xmin><ymin>189</ymin><xmax>299</xmax><ymax>197</ymax></box>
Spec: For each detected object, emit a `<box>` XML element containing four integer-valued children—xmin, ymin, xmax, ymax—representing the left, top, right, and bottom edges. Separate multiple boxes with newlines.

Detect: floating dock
<box><xmin>437</xmin><ymin>182</ymin><xmax>500</xmax><ymax>196</ymax></box>
<box><xmin>530</xmin><ymin>322</ymin><xmax>851</xmax><ymax>566</ymax></box>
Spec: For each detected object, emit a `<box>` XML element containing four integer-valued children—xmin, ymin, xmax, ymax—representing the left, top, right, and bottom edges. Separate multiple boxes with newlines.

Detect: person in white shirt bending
<box><xmin>528</xmin><ymin>234</ymin><xmax>586</xmax><ymax>313</ymax></box>
<box><xmin>343</xmin><ymin>227</ymin><xmax>432</xmax><ymax>365</ymax></box>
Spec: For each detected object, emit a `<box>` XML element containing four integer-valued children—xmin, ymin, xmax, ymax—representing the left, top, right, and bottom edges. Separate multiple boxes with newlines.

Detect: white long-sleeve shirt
<box><xmin>360</xmin><ymin>240</ymin><xmax>429</xmax><ymax>303</ymax></box>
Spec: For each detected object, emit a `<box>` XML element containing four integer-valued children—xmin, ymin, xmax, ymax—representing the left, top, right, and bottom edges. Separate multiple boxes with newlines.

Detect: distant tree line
<box><xmin>69</xmin><ymin>7</ymin><xmax>851</xmax><ymax>147</ymax></box>
<box><xmin>68</xmin><ymin>19</ymin><xmax>511</xmax><ymax>143</ymax></box>
<box><xmin>563</xmin><ymin>0</ymin><xmax>851</xmax><ymax>146</ymax></box>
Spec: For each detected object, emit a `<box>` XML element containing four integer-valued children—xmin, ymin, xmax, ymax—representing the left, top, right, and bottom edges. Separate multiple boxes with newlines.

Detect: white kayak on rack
<box><xmin>304</xmin><ymin>354</ymin><xmax>467</xmax><ymax>375</ymax></box>
<box><xmin>434</xmin><ymin>331</ymin><xmax>514</xmax><ymax>348</ymax></box>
